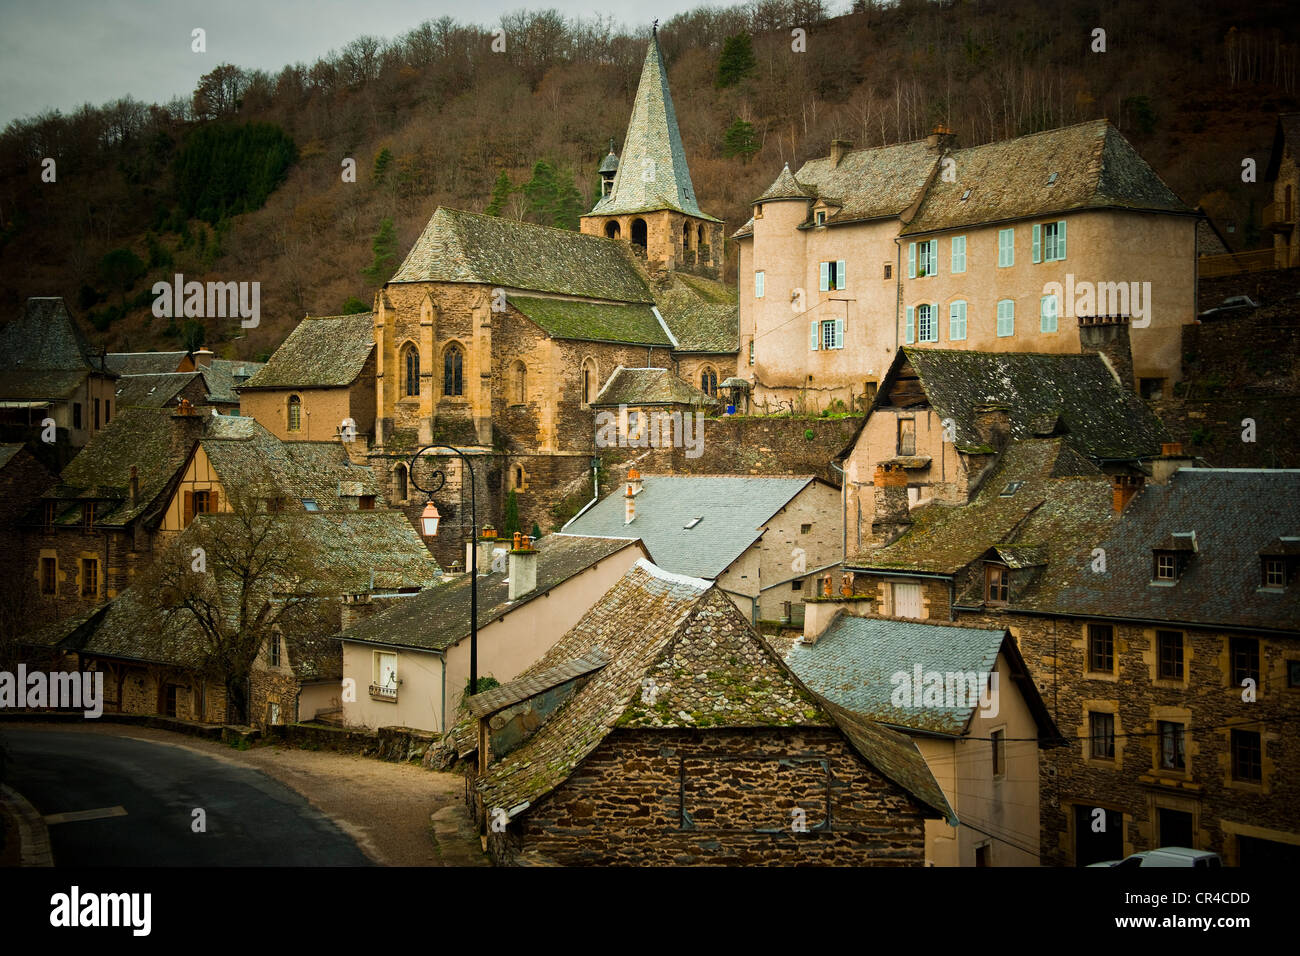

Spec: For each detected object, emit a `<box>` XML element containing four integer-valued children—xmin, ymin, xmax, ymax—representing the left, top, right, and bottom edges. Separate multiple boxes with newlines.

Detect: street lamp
<box><xmin>408</xmin><ymin>445</ymin><xmax>479</xmax><ymax>694</ymax></box>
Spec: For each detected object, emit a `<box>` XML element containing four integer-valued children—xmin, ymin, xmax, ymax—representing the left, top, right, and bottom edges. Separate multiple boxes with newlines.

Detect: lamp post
<box><xmin>408</xmin><ymin>445</ymin><xmax>478</xmax><ymax>694</ymax></box>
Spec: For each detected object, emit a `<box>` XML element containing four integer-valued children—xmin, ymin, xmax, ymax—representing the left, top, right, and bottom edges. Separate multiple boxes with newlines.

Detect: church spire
<box><xmin>587</xmin><ymin>33</ymin><xmax>717</xmax><ymax>222</ymax></box>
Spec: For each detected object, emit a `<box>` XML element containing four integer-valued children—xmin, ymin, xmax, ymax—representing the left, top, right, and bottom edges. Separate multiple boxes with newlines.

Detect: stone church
<box><xmin>361</xmin><ymin>33</ymin><xmax>737</xmax><ymax>566</ymax></box>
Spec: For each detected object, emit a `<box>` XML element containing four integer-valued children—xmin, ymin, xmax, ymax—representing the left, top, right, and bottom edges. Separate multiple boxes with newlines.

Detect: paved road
<box><xmin>2</xmin><ymin>729</ymin><xmax>372</xmax><ymax>866</ymax></box>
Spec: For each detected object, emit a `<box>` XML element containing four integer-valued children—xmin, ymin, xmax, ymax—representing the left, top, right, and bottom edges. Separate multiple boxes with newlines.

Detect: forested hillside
<box><xmin>1</xmin><ymin>0</ymin><xmax>1297</xmax><ymax>360</ymax></box>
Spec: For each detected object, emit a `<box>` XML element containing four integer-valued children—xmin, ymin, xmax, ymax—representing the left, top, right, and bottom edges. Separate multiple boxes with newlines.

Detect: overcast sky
<box><xmin>0</xmin><ymin>0</ymin><xmax>738</xmax><ymax>127</ymax></box>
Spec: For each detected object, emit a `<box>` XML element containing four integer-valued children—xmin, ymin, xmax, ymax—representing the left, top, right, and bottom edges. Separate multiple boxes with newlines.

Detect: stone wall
<box><xmin>487</xmin><ymin>726</ymin><xmax>930</xmax><ymax>866</ymax></box>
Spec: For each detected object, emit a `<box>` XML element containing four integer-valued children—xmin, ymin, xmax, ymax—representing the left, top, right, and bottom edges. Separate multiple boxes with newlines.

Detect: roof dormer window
<box><xmin>1153</xmin><ymin>532</ymin><xmax>1195</xmax><ymax>583</ymax></box>
<box><xmin>1259</xmin><ymin>537</ymin><xmax>1299</xmax><ymax>590</ymax></box>
<box><xmin>816</xmin><ymin>210</ymin><xmax>827</xmax><ymax>225</ymax></box>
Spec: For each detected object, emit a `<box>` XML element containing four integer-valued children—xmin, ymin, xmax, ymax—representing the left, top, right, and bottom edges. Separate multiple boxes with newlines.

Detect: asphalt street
<box><xmin>2</xmin><ymin>729</ymin><xmax>372</xmax><ymax>865</ymax></box>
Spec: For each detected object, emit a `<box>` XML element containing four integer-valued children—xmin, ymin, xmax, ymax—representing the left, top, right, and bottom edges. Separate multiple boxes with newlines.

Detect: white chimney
<box><xmin>508</xmin><ymin>535</ymin><xmax>538</xmax><ymax>600</ymax></box>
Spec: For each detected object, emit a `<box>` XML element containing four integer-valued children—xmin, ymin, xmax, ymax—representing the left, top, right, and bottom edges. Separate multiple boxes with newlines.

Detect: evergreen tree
<box><xmin>521</xmin><ymin>160</ymin><xmax>559</xmax><ymax>226</ymax></box>
<box><xmin>722</xmin><ymin>118</ymin><xmax>760</xmax><ymax>160</ymax></box>
<box><xmin>716</xmin><ymin>34</ymin><xmax>756</xmax><ymax>88</ymax></box>
<box><xmin>531</xmin><ymin>521</ymin><xmax>542</xmax><ymax>541</ymax></box>
<box><xmin>341</xmin><ymin>296</ymin><xmax>369</xmax><ymax>314</ymax></box>
<box><xmin>362</xmin><ymin>217</ymin><xmax>397</xmax><ymax>285</ymax></box>
<box><xmin>503</xmin><ymin>489</ymin><xmax>521</xmax><ymax>535</ymax></box>
<box><xmin>373</xmin><ymin>147</ymin><xmax>394</xmax><ymax>184</ymax></box>
<box><xmin>485</xmin><ymin>170</ymin><xmax>513</xmax><ymax>217</ymax></box>
<box><xmin>98</xmin><ymin>248</ymin><xmax>146</xmax><ymax>307</ymax></box>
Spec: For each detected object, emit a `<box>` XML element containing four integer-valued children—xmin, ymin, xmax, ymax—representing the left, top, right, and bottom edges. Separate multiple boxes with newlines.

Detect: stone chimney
<box><xmin>972</xmin><ymin>402</ymin><xmax>1011</xmax><ymax>451</ymax></box>
<box><xmin>624</xmin><ymin>468</ymin><xmax>642</xmax><ymax>525</ymax></box>
<box><xmin>173</xmin><ymin>398</ymin><xmax>196</xmax><ymax>417</ymax></box>
<box><xmin>470</xmin><ymin>526</ymin><xmax>501</xmax><ymax>573</ymax></box>
<box><xmin>508</xmin><ymin>534</ymin><xmax>538</xmax><ymax>600</ymax></box>
<box><xmin>1078</xmin><ymin>315</ymin><xmax>1134</xmax><ymax>393</ymax></box>
<box><xmin>871</xmin><ymin>463</ymin><xmax>912</xmax><ymax>544</ymax></box>
<box><xmin>802</xmin><ymin>603</ymin><xmax>844</xmax><ymax>645</ymax></box>
<box><xmin>129</xmin><ymin>465</ymin><xmax>139</xmax><ymax>506</ymax></box>
<box><xmin>627</xmin><ymin>467</ymin><xmax>643</xmax><ymax>496</ymax></box>
<box><xmin>830</xmin><ymin>139</ymin><xmax>853</xmax><ymax>167</ymax></box>
<box><xmin>1110</xmin><ymin>473</ymin><xmax>1144</xmax><ymax>513</ymax></box>
<box><xmin>193</xmin><ymin>346</ymin><xmax>214</xmax><ymax>368</ymax></box>
<box><xmin>926</xmin><ymin>124</ymin><xmax>957</xmax><ymax>151</ymax></box>
<box><xmin>1149</xmin><ymin>442</ymin><xmax>1197</xmax><ymax>485</ymax></box>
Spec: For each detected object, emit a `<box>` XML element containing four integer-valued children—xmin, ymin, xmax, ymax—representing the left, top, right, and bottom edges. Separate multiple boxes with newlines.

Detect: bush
<box><xmin>804</xmin><ymin>428</ymin><xmax>816</xmax><ymax>440</ymax></box>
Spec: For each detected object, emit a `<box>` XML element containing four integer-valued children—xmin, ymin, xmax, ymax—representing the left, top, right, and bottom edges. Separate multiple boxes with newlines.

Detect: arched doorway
<box><xmin>631</xmin><ymin>218</ymin><xmax>647</xmax><ymax>250</ymax></box>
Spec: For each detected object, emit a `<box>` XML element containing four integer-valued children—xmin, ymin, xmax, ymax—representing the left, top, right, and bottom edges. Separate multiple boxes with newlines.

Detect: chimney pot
<box><xmin>508</xmin><ymin>545</ymin><xmax>539</xmax><ymax>600</ymax></box>
<box><xmin>1161</xmin><ymin>442</ymin><xmax>1183</xmax><ymax>456</ymax></box>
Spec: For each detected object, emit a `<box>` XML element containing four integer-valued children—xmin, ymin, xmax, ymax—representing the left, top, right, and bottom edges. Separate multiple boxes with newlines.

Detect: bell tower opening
<box><xmin>631</xmin><ymin>218</ymin><xmax>647</xmax><ymax>250</ymax></box>
<box><xmin>605</xmin><ymin>221</ymin><xmax>621</xmax><ymax>239</ymax></box>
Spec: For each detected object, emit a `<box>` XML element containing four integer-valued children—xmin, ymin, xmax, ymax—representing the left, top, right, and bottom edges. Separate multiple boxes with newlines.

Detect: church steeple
<box><xmin>581</xmin><ymin>32</ymin><xmax>723</xmax><ymax>279</ymax></box>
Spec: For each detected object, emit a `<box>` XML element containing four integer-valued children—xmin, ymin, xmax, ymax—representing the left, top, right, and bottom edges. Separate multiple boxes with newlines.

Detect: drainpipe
<box><xmin>562</xmin><ymin>458</ymin><xmax>602</xmax><ymax>530</ymax></box>
<box><xmin>439</xmin><ymin>650</ymin><xmax>446</xmax><ymax>735</ymax></box>
<box><xmin>829</xmin><ymin>461</ymin><xmax>847</xmax><ymax>563</ymax></box>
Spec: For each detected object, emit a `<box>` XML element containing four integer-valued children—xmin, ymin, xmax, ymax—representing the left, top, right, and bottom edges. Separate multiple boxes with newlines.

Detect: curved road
<box><xmin>2</xmin><ymin>729</ymin><xmax>371</xmax><ymax>866</ymax></box>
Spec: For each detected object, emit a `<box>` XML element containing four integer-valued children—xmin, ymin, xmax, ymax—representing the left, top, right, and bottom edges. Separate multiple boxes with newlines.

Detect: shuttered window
<box><xmin>951</xmin><ymin>235</ymin><xmax>966</xmax><ymax>273</ymax></box>
<box><xmin>997</xmin><ymin>299</ymin><xmax>1015</xmax><ymax>337</ymax></box>
<box><xmin>949</xmin><ymin>300</ymin><xmax>967</xmax><ymax>340</ymax></box>
<box><xmin>998</xmin><ymin>228</ymin><xmax>1014</xmax><ymax>267</ymax></box>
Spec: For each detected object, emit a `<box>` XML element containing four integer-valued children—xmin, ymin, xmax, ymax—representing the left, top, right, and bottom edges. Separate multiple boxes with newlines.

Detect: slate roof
<box><xmin>468</xmin><ymin>650</ymin><xmax>610</xmax><ymax>718</ymax></box>
<box><xmin>390</xmin><ymin>207</ymin><xmax>653</xmax><ymax>303</ymax></box>
<box><xmin>202</xmin><ymin>359</ymin><xmax>263</xmax><ymax>401</ymax></box>
<box><xmin>900</xmin><ymin>120</ymin><xmax>1192</xmax><ymax>236</ymax></box>
<box><xmin>785</xmin><ymin>617</ymin><xmax>1007</xmax><ymax>736</ymax></box>
<box><xmin>508</xmin><ymin>297</ymin><xmax>670</xmax><ymax>346</ymax></box>
<box><xmin>474</xmin><ymin>560</ymin><xmax>954</xmax><ymax>822</ymax></box>
<box><xmin>1011</xmin><ymin>469</ymin><xmax>1300</xmax><ymax>632</ymax></box>
<box><xmin>339</xmin><ymin>535</ymin><xmax>642</xmax><ymax>652</ymax></box>
<box><xmin>115</xmin><ymin>372</ymin><xmax>204</xmax><ymax>408</ymax></box>
<box><xmin>590</xmin><ymin>367</ymin><xmax>718</xmax><ymax>408</ymax></box>
<box><xmin>43</xmin><ymin>406</ymin><xmax>205</xmax><ymax>528</ymax></box>
<box><xmin>240</xmin><ymin>314</ymin><xmax>374</xmax><ymax>390</ymax></box>
<box><xmin>754</xmin><ymin>163</ymin><xmax>816</xmax><ymax>203</ymax></box>
<box><xmin>0</xmin><ymin>443</ymin><xmax>23</xmax><ymax>471</ymax></box>
<box><xmin>849</xmin><ymin>439</ymin><xmax>1115</xmax><ymax>575</ymax></box>
<box><xmin>105</xmin><ymin>351</ymin><xmax>189</xmax><ymax>375</ymax></box>
<box><xmin>562</xmin><ymin>475</ymin><xmax>819</xmax><ymax>578</ymax></box>
<box><xmin>0</xmin><ymin>298</ymin><xmax>110</xmax><ymax>400</ymax></box>
<box><xmin>886</xmin><ymin>348</ymin><xmax>1168</xmax><ymax>460</ymax></box>
<box><xmin>198</xmin><ymin>418</ymin><xmax>381</xmax><ymax>509</ymax></box>
<box><xmin>587</xmin><ymin>36</ymin><xmax>717</xmax><ymax>222</ymax></box>
<box><xmin>792</xmin><ymin>140</ymin><xmax>936</xmax><ymax>225</ymax></box>
<box><xmin>653</xmin><ymin>273</ymin><xmax>739</xmax><ymax>352</ymax></box>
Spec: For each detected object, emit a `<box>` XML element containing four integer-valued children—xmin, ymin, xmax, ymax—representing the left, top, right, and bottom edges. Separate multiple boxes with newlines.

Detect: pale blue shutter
<box><xmin>928</xmin><ymin>241</ymin><xmax>938</xmax><ymax>276</ymax></box>
<box><xmin>952</xmin><ymin>236</ymin><xmax>965</xmax><ymax>273</ymax></box>
<box><xmin>931</xmin><ymin>303</ymin><xmax>940</xmax><ymax>342</ymax></box>
<box><xmin>819</xmin><ymin>262</ymin><xmax>830</xmax><ymax>292</ymax></box>
<box><xmin>1032</xmin><ymin>224</ymin><xmax>1042</xmax><ymax>263</ymax></box>
<box><xmin>1057</xmin><ymin>220</ymin><xmax>1066</xmax><ymax>259</ymax></box>
<box><xmin>950</xmin><ymin>300</ymin><xmax>967</xmax><ymax>340</ymax></box>
<box><xmin>755</xmin><ymin>271</ymin><xmax>764</xmax><ymax>298</ymax></box>
<box><xmin>837</xmin><ymin>260</ymin><xmax>846</xmax><ymax>290</ymax></box>
<box><xmin>809</xmin><ymin>319</ymin><xmax>819</xmax><ymax>350</ymax></box>
<box><xmin>908</xmin><ymin>243</ymin><xmax>916</xmax><ymax>278</ymax></box>
<box><xmin>905</xmin><ymin>307</ymin><xmax>915</xmax><ymax>344</ymax></box>
<box><xmin>833</xmin><ymin>317</ymin><xmax>844</xmax><ymax>348</ymax></box>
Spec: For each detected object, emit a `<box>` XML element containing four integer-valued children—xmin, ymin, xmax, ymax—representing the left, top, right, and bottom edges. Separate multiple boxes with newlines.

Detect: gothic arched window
<box><xmin>401</xmin><ymin>344</ymin><xmax>420</xmax><ymax>397</ymax></box>
<box><xmin>287</xmin><ymin>395</ymin><xmax>302</xmax><ymax>431</ymax></box>
<box><xmin>701</xmin><ymin>368</ymin><xmax>718</xmax><ymax>397</ymax></box>
<box><xmin>443</xmin><ymin>344</ymin><xmax>464</xmax><ymax>397</ymax></box>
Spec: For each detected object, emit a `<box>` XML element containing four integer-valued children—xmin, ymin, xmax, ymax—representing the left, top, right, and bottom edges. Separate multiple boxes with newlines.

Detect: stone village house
<box><xmin>733</xmin><ymin>120</ymin><xmax>1200</xmax><ymax>411</ymax></box>
<box><xmin>451</xmin><ymin>559</ymin><xmax>956</xmax><ymax>866</ymax></box>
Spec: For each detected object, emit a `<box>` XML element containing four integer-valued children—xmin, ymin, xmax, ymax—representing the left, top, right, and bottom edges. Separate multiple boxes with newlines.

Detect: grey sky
<box><xmin>0</xmin><ymin>0</ymin><xmax>729</xmax><ymax>127</ymax></box>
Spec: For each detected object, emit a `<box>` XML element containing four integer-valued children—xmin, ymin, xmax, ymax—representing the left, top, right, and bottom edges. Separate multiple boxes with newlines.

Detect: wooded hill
<box><xmin>1</xmin><ymin>0</ymin><xmax>1297</xmax><ymax>360</ymax></box>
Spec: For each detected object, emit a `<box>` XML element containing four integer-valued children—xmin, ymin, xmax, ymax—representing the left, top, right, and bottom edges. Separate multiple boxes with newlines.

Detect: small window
<box><xmin>915</xmin><ymin>303</ymin><xmax>937</xmax><ymax>343</ymax></box>
<box><xmin>897</xmin><ymin>418</ymin><xmax>916</xmax><ymax>456</ymax></box>
<box><xmin>800</xmin><ymin>523</ymin><xmax>812</xmax><ymax>534</ymax></box>
<box><xmin>94</xmin><ymin>397</ymin><xmax>100</xmax><ymax>430</ymax></box>
<box><xmin>816</xmin><ymin>210</ymin><xmax>827</xmax><ymax>225</ymax></box>
<box><xmin>269</xmin><ymin>633</ymin><xmax>281</xmax><ymax>667</ymax></box>
<box><xmin>1154</xmin><ymin>550</ymin><xmax>1178</xmax><ymax>581</ymax></box>
<box><xmin>443</xmin><ymin>345</ymin><xmax>463</xmax><ymax>397</ymax></box>
<box><xmin>996</xmin><ymin>299</ymin><xmax>1015</xmax><ymax>337</ymax></box>
<box><xmin>883</xmin><ymin>263</ymin><xmax>892</xmax><ymax>280</ymax></box>
<box><xmin>1157</xmin><ymin>630</ymin><xmax>1184</xmax><ymax>681</ymax></box>
<box><xmin>288</xmin><ymin>395</ymin><xmax>302</xmax><ymax>431</ymax></box>
<box><xmin>73</xmin><ymin>402</ymin><xmax>82</xmax><ymax>429</ymax></box>
<box><xmin>912</xmin><ymin>240</ymin><xmax>937</xmax><ymax>278</ymax></box>
<box><xmin>41</xmin><ymin>557</ymin><xmax>57</xmax><ymax>595</ymax></box>
<box><xmin>951</xmin><ymin>236</ymin><xmax>966</xmax><ymax>274</ymax></box>
<box><xmin>1231</xmin><ymin>729</ymin><xmax>1262</xmax><ymax>782</ymax></box>
<box><xmin>960</xmin><ymin>189</ymin><xmax>971</xmax><ymax>201</ymax></box>
<box><xmin>394</xmin><ymin>464</ymin><xmax>408</xmax><ymax>502</ymax></box>
<box><xmin>984</xmin><ymin>564</ymin><xmax>1009</xmax><ymax>605</ymax></box>
<box><xmin>755</xmin><ymin>270</ymin><xmax>765</xmax><ymax>298</ymax></box>
<box><xmin>1089</xmin><ymin>711</ymin><xmax>1115</xmax><ymax>759</ymax></box>
<box><xmin>997</xmin><ymin>228</ymin><xmax>1014</xmax><ymax>268</ymax></box>
<box><xmin>815</xmin><ymin>318</ymin><xmax>843</xmax><ymax>350</ymax></box>
<box><xmin>1088</xmin><ymin>623</ymin><xmax>1114</xmax><ymax>673</ymax></box>
<box><xmin>791</xmin><ymin>579</ymin><xmax>802</xmax><ymax>591</ymax></box>
<box><xmin>1158</xmin><ymin>721</ymin><xmax>1185</xmax><ymax>771</ymax></box>
<box><xmin>701</xmin><ymin>368</ymin><xmax>718</xmax><ymax>397</ymax></box>
<box><xmin>819</xmin><ymin>260</ymin><xmax>847</xmax><ymax>291</ymax></box>
<box><xmin>1047</xmin><ymin>172</ymin><xmax>1058</xmax><ymax>185</ymax></box>
<box><xmin>302</xmin><ymin>499</ymin><xmax>319</xmax><ymax>511</ymax></box>
<box><xmin>192</xmin><ymin>490</ymin><xmax>211</xmax><ymax>515</ymax></box>
<box><xmin>404</xmin><ymin>345</ymin><xmax>422</xmax><ymax>397</ymax></box>
<box><xmin>1036</xmin><ymin>220</ymin><xmax>1067</xmax><ymax>262</ymax></box>
<box><xmin>81</xmin><ymin>557</ymin><xmax>98</xmax><ymax>598</ymax></box>
<box><xmin>1262</xmin><ymin>556</ymin><xmax>1287</xmax><ymax>589</ymax></box>
<box><xmin>1230</xmin><ymin>637</ymin><xmax>1259</xmax><ymax>687</ymax></box>
<box><xmin>991</xmin><ymin>729</ymin><xmax>1005</xmax><ymax>776</ymax></box>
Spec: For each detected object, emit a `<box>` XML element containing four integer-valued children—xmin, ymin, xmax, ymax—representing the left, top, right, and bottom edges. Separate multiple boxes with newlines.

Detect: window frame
<box><xmin>996</xmin><ymin>299</ymin><xmax>1015</xmax><ymax>337</ymax></box>
<box><xmin>951</xmin><ymin>235</ymin><xmax>966</xmax><ymax>274</ymax></box>
<box><xmin>997</xmin><ymin>228</ymin><xmax>1014</xmax><ymax>268</ymax></box>
<box><xmin>442</xmin><ymin>344</ymin><xmax>464</xmax><ymax>398</ymax></box>
<box><xmin>1156</xmin><ymin>630</ymin><xmax>1185</xmax><ymax>682</ymax></box>
<box><xmin>403</xmin><ymin>344</ymin><xmax>421</xmax><ymax>398</ymax></box>
<box><xmin>755</xmin><ymin>270</ymin><xmax>765</xmax><ymax>298</ymax></box>
<box><xmin>984</xmin><ymin>563</ymin><xmax>1010</xmax><ymax>606</ymax></box>
<box><xmin>287</xmin><ymin>394</ymin><xmax>302</xmax><ymax>432</ymax></box>
<box><xmin>1229</xmin><ymin>637</ymin><xmax>1260</xmax><ymax>687</ymax></box>
<box><xmin>80</xmin><ymin>557</ymin><xmax>99</xmax><ymax>598</ymax></box>
<box><xmin>41</xmin><ymin>556</ymin><xmax>57</xmax><ymax>595</ymax></box>
<box><xmin>1157</xmin><ymin>720</ymin><xmax>1186</xmax><ymax>772</ymax></box>
<box><xmin>1089</xmin><ymin>711</ymin><xmax>1116</xmax><ymax>760</ymax></box>
<box><xmin>1231</xmin><ymin>728</ymin><xmax>1261</xmax><ymax>783</ymax></box>
<box><xmin>1087</xmin><ymin>623</ymin><xmax>1115</xmax><ymax>674</ymax></box>
<box><xmin>897</xmin><ymin>417</ymin><xmax>916</xmax><ymax>456</ymax></box>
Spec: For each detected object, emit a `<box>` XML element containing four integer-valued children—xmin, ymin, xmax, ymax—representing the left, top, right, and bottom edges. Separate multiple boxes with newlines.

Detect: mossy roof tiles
<box><xmin>240</xmin><ymin>314</ymin><xmax>374</xmax><ymax>389</ymax></box>
<box><xmin>390</xmin><ymin>207</ymin><xmax>653</xmax><ymax>303</ymax></box>
<box><xmin>590</xmin><ymin>366</ymin><xmax>717</xmax><ymax>407</ymax></box>
<box><xmin>508</xmin><ymin>296</ymin><xmax>669</xmax><ymax>346</ymax></box>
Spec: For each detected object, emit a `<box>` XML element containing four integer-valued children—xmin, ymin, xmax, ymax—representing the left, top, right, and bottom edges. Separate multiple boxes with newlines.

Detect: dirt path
<box><xmin>1</xmin><ymin>722</ymin><xmax>488</xmax><ymax>867</ymax></box>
